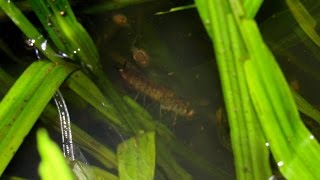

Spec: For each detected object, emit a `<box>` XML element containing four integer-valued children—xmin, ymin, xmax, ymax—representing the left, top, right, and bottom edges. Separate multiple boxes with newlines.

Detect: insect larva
<box><xmin>161</xmin><ymin>96</ymin><xmax>195</xmax><ymax>119</ymax></box>
<box><xmin>118</xmin><ymin>68</ymin><xmax>195</xmax><ymax>119</ymax></box>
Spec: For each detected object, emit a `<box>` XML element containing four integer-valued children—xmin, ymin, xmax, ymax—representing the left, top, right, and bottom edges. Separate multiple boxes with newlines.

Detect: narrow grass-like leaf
<box><xmin>241</xmin><ymin>19</ymin><xmax>320</xmax><ymax>179</ymax></box>
<box><xmin>117</xmin><ymin>132</ymin><xmax>155</xmax><ymax>180</ymax></box>
<box><xmin>0</xmin><ymin>1</ymin><xmax>32</xmax><ymax>21</ymax></box>
<box><xmin>122</xmin><ymin>96</ymin><xmax>174</xmax><ymax>141</ymax></box>
<box><xmin>66</xmin><ymin>70</ymin><xmax>124</xmax><ymax>128</ymax></box>
<box><xmin>91</xmin><ymin>165</ymin><xmax>119</xmax><ymax>180</ymax></box>
<box><xmin>0</xmin><ymin>1</ymin><xmax>63</xmax><ymax>63</ymax></box>
<box><xmin>28</xmin><ymin>0</ymin><xmax>102</xmax><ymax>74</ymax></box>
<box><xmin>168</xmin><ymin>139</ymin><xmax>232</xmax><ymax>179</ymax></box>
<box><xmin>243</xmin><ymin>0</ymin><xmax>263</xmax><ymax>18</ymax></box>
<box><xmin>286</xmin><ymin>0</ymin><xmax>320</xmax><ymax>47</ymax></box>
<box><xmin>0</xmin><ymin>67</ymin><xmax>15</xmax><ymax>94</ymax></box>
<box><xmin>227</xmin><ymin>13</ymin><xmax>271</xmax><ymax>179</ymax></box>
<box><xmin>195</xmin><ymin>1</ymin><xmax>272</xmax><ymax>179</ymax></box>
<box><xmin>0</xmin><ymin>67</ymin><xmax>119</xmax><ymax>171</ymax></box>
<box><xmin>0</xmin><ymin>60</ymin><xmax>76</xmax><ymax>175</ymax></box>
<box><xmin>259</xmin><ymin>9</ymin><xmax>320</xmax><ymax>80</ymax></box>
<box><xmin>37</xmin><ymin>128</ymin><xmax>74</xmax><ymax>180</ymax></box>
<box><xmin>0</xmin><ymin>62</ymin><xmax>51</xmax><ymax>142</ymax></box>
<box><xmin>155</xmin><ymin>4</ymin><xmax>196</xmax><ymax>15</ymax></box>
<box><xmin>155</xmin><ymin>139</ymin><xmax>192</xmax><ymax>180</ymax></box>
<box><xmin>292</xmin><ymin>89</ymin><xmax>320</xmax><ymax>124</ymax></box>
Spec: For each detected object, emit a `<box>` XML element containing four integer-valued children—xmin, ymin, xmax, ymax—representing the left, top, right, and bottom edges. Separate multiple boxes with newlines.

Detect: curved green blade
<box><xmin>37</xmin><ymin>128</ymin><xmax>74</xmax><ymax>180</ymax></box>
<box><xmin>0</xmin><ymin>61</ymin><xmax>76</xmax><ymax>175</ymax></box>
<box><xmin>117</xmin><ymin>132</ymin><xmax>155</xmax><ymax>180</ymax></box>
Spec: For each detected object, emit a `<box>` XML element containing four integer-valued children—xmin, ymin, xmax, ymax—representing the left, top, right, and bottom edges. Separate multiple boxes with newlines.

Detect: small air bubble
<box><xmin>41</xmin><ymin>40</ymin><xmax>47</xmax><ymax>50</ymax></box>
<box><xmin>25</xmin><ymin>39</ymin><xmax>35</xmax><ymax>47</ymax></box>
<box><xmin>77</xmin><ymin>48</ymin><xmax>80</xmax><ymax>51</ymax></box>
<box><xmin>73</xmin><ymin>50</ymin><xmax>77</xmax><ymax>54</ymax></box>
<box><xmin>268</xmin><ymin>175</ymin><xmax>277</xmax><ymax>180</ymax></box>
<box><xmin>59</xmin><ymin>52</ymin><xmax>69</xmax><ymax>58</ymax></box>
<box><xmin>7</xmin><ymin>0</ymin><xmax>10</xmax><ymax>3</ymax></box>
<box><xmin>277</xmin><ymin>161</ymin><xmax>284</xmax><ymax>167</ymax></box>
<box><xmin>60</xmin><ymin>11</ymin><xmax>66</xmax><ymax>16</ymax></box>
<box><xmin>265</xmin><ymin>142</ymin><xmax>270</xmax><ymax>147</ymax></box>
<box><xmin>310</xmin><ymin>135</ymin><xmax>315</xmax><ymax>139</ymax></box>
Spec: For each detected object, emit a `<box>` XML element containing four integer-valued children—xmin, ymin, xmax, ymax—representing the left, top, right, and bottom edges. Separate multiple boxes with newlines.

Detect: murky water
<box><xmin>90</xmin><ymin>4</ymin><xmax>234</xmax><ymax>179</ymax></box>
<box><xmin>0</xmin><ymin>2</ymin><xmax>238</xmax><ymax>180</ymax></box>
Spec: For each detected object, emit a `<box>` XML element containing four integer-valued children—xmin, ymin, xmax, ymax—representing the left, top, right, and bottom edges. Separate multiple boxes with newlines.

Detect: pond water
<box><xmin>1</xmin><ymin>2</ymin><xmax>235</xmax><ymax>180</ymax></box>
<box><xmin>90</xmin><ymin>4</ymin><xmax>236</xmax><ymax>179</ymax></box>
<box><xmin>5</xmin><ymin>0</ymin><xmax>320</xmax><ymax>179</ymax></box>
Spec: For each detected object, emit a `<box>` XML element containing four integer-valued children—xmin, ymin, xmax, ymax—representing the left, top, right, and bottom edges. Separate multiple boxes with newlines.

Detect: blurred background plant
<box><xmin>1</xmin><ymin>0</ymin><xmax>320</xmax><ymax>179</ymax></box>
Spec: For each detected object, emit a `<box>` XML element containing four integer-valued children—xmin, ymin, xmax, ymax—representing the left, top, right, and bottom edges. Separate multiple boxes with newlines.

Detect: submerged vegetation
<box><xmin>1</xmin><ymin>0</ymin><xmax>320</xmax><ymax>179</ymax></box>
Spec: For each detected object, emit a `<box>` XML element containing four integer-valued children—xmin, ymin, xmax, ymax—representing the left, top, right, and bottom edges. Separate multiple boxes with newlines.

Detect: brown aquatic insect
<box><xmin>118</xmin><ymin>67</ymin><xmax>195</xmax><ymax>119</ymax></box>
<box><xmin>131</xmin><ymin>47</ymin><xmax>150</xmax><ymax>68</ymax></box>
<box><xmin>112</xmin><ymin>13</ymin><xmax>129</xmax><ymax>26</ymax></box>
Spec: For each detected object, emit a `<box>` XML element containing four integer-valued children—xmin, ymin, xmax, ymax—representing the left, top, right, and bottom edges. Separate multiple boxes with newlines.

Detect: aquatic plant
<box><xmin>0</xmin><ymin>0</ymin><xmax>320</xmax><ymax>179</ymax></box>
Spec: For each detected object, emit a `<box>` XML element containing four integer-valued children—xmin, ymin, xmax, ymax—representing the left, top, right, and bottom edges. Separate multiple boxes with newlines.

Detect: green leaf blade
<box><xmin>117</xmin><ymin>132</ymin><xmax>156</xmax><ymax>180</ymax></box>
<box><xmin>241</xmin><ymin>19</ymin><xmax>320</xmax><ymax>179</ymax></box>
<box><xmin>0</xmin><ymin>61</ymin><xmax>76</xmax><ymax>175</ymax></box>
<box><xmin>37</xmin><ymin>128</ymin><xmax>74</xmax><ymax>180</ymax></box>
<box><xmin>196</xmin><ymin>1</ymin><xmax>272</xmax><ymax>179</ymax></box>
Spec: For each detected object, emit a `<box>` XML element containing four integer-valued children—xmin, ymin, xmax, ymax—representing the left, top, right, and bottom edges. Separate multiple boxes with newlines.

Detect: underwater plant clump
<box><xmin>1</xmin><ymin>0</ymin><xmax>320</xmax><ymax>179</ymax></box>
